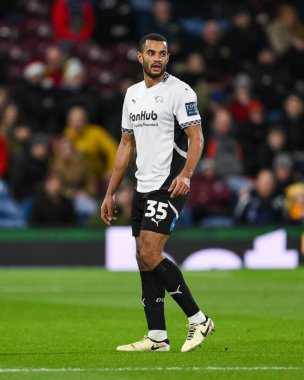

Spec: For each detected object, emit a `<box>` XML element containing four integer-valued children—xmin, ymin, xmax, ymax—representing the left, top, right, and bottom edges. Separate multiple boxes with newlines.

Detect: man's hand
<box><xmin>100</xmin><ymin>194</ymin><xmax>117</xmax><ymax>225</ymax></box>
<box><xmin>168</xmin><ymin>175</ymin><xmax>190</xmax><ymax>198</ymax></box>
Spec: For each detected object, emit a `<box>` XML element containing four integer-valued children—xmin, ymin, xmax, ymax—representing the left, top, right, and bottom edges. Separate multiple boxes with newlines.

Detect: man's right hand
<box><xmin>100</xmin><ymin>194</ymin><xmax>117</xmax><ymax>226</ymax></box>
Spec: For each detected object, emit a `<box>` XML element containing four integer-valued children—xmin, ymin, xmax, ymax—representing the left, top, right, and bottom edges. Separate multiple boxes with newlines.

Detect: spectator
<box><xmin>250</xmin><ymin>47</ymin><xmax>292</xmax><ymax>114</ymax></box>
<box><xmin>280</xmin><ymin>26</ymin><xmax>304</xmax><ymax>83</ymax></box>
<box><xmin>179</xmin><ymin>52</ymin><xmax>209</xmax><ymax>114</ymax></box>
<box><xmin>6</xmin><ymin>122</ymin><xmax>33</xmax><ymax>173</ymax></box>
<box><xmin>267</xmin><ymin>4</ymin><xmax>300</xmax><ymax>55</ymax></box>
<box><xmin>234</xmin><ymin>169</ymin><xmax>284</xmax><ymax>225</ymax></box>
<box><xmin>10</xmin><ymin>134</ymin><xmax>49</xmax><ymax>202</ymax></box>
<box><xmin>187</xmin><ymin>21</ymin><xmax>231</xmax><ymax>80</ymax></box>
<box><xmin>0</xmin><ymin>86</ymin><xmax>10</xmax><ymax>113</ymax></box>
<box><xmin>142</xmin><ymin>0</ymin><xmax>182</xmax><ymax>53</ymax></box>
<box><xmin>273</xmin><ymin>153</ymin><xmax>295</xmax><ymax>197</ymax></box>
<box><xmin>206</xmin><ymin>108</ymin><xmax>244</xmax><ymax>179</ymax></box>
<box><xmin>280</xmin><ymin>92</ymin><xmax>304</xmax><ymax>152</ymax></box>
<box><xmin>257</xmin><ymin>126</ymin><xmax>287</xmax><ymax>170</ymax></box>
<box><xmin>224</xmin><ymin>6</ymin><xmax>267</xmax><ymax>72</ymax></box>
<box><xmin>228</xmin><ymin>73</ymin><xmax>255</xmax><ymax>124</ymax></box>
<box><xmin>104</xmin><ymin>77</ymin><xmax>135</xmax><ymax>141</ymax></box>
<box><xmin>59</xmin><ymin>58</ymin><xmax>104</xmax><ymax>126</ymax></box>
<box><xmin>51</xmin><ymin>0</ymin><xmax>95</xmax><ymax>44</ymax></box>
<box><xmin>0</xmin><ymin>103</ymin><xmax>19</xmax><ymax>136</ymax></box>
<box><xmin>13</xmin><ymin>61</ymin><xmax>59</xmax><ymax>134</ymax></box>
<box><xmin>285</xmin><ymin>183</ymin><xmax>304</xmax><ymax>224</ymax></box>
<box><xmin>30</xmin><ymin>172</ymin><xmax>77</xmax><ymax>227</ymax></box>
<box><xmin>51</xmin><ymin>137</ymin><xmax>97</xmax><ymax>223</ymax></box>
<box><xmin>45</xmin><ymin>45</ymin><xmax>66</xmax><ymax>88</ymax></box>
<box><xmin>237</xmin><ymin>100</ymin><xmax>267</xmax><ymax>175</ymax></box>
<box><xmin>64</xmin><ymin>106</ymin><xmax>118</xmax><ymax>185</ymax></box>
<box><xmin>186</xmin><ymin>158</ymin><xmax>233</xmax><ymax>227</ymax></box>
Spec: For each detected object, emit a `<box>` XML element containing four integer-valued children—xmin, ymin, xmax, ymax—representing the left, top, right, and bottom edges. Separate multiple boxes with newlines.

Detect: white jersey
<box><xmin>121</xmin><ymin>72</ymin><xmax>201</xmax><ymax>193</ymax></box>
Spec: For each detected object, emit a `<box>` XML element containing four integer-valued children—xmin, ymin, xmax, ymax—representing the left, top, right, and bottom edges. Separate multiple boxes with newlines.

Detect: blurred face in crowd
<box><xmin>31</xmin><ymin>142</ymin><xmax>48</xmax><ymax>159</ymax></box>
<box><xmin>278</xmin><ymin>5</ymin><xmax>298</xmax><ymax>30</ymax></box>
<box><xmin>256</xmin><ymin>170</ymin><xmax>276</xmax><ymax>198</ymax></box>
<box><xmin>45</xmin><ymin>174</ymin><xmax>63</xmax><ymax>198</ymax></box>
<box><xmin>67</xmin><ymin>107</ymin><xmax>88</xmax><ymax>131</ymax></box>
<box><xmin>153</xmin><ymin>0</ymin><xmax>172</xmax><ymax>23</ymax></box>
<box><xmin>234</xmin><ymin>87</ymin><xmax>251</xmax><ymax>105</ymax></box>
<box><xmin>203</xmin><ymin>21</ymin><xmax>221</xmax><ymax>45</ymax></box>
<box><xmin>58</xmin><ymin>138</ymin><xmax>75</xmax><ymax>160</ymax></box>
<box><xmin>213</xmin><ymin>109</ymin><xmax>232</xmax><ymax>135</ymax></box>
<box><xmin>233</xmin><ymin>11</ymin><xmax>251</xmax><ymax>29</ymax></box>
<box><xmin>249</xmin><ymin>106</ymin><xmax>264</xmax><ymax>124</ymax></box>
<box><xmin>258</xmin><ymin>49</ymin><xmax>275</xmax><ymax>65</ymax></box>
<box><xmin>138</xmin><ymin>39</ymin><xmax>169</xmax><ymax>79</ymax></box>
<box><xmin>267</xmin><ymin>129</ymin><xmax>285</xmax><ymax>150</ymax></box>
<box><xmin>13</xmin><ymin>124</ymin><xmax>32</xmax><ymax>142</ymax></box>
<box><xmin>275</xmin><ymin>166</ymin><xmax>292</xmax><ymax>182</ymax></box>
<box><xmin>284</xmin><ymin>95</ymin><xmax>303</xmax><ymax>118</ymax></box>
<box><xmin>186</xmin><ymin>53</ymin><xmax>205</xmax><ymax>74</ymax></box>
<box><xmin>1</xmin><ymin>104</ymin><xmax>19</xmax><ymax>131</ymax></box>
<box><xmin>45</xmin><ymin>46</ymin><xmax>64</xmax><ymax>70</ymax></box>
<box><xmin>0</xmin><ymin>87</ymin><xmax>9</xmax><ymax>108</ymax></box>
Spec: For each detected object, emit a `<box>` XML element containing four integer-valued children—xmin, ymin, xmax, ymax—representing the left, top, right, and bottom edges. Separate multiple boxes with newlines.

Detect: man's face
<box><xmin>138</xmin><ymin>40</ymin><xmax>169</xmax><ymax>79</ymax></box>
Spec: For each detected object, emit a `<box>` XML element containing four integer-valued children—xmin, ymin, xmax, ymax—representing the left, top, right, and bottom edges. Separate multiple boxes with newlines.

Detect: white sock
<box><xmin>148</xmin><ymin>330</ymin><xmax>168</xmax><ymax>342</ymax></box>
<box><xmin>188</xmin><ymin>310</ymin><xmax>206</xmax><ymax>325</ymax></box>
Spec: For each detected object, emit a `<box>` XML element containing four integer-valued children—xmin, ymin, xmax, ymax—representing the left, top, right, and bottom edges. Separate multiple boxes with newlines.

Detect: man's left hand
<box><xmin>168</xmin><ymin>175</ymin><xmax>190</xmax><ymax>198</ymax></box>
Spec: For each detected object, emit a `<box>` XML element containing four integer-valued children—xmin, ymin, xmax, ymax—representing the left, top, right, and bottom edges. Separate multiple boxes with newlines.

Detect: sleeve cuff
<box><xmin>121</xmin><ymin>128</ymin><xmax>134</xmax><ymax>134</ymax></box>
<box><xmin>180</xmin><ymin>119</ymin><xmax>201</xmax><ymax>129</ymax></box>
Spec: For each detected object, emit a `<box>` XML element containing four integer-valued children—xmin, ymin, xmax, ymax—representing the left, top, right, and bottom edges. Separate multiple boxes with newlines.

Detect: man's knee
<box><xmin>139</xmin><ymin>243</ymin><xmax>163</xmax><ymax>270</ymax></box>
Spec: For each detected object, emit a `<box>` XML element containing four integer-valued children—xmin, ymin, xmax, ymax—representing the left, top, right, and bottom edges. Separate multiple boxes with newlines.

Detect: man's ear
<box><xmin>167</xmin><ymin>53</ymin><xmax>170</xmax><ymax>64</ymax></box>
<box><xmin>137</xmin><ymin>51</ymin><xmax>143</xmax><ymax>64</ymax></box>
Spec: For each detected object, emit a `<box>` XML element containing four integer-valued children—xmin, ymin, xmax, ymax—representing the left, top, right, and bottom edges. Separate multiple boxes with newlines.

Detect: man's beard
<box><xmin>142</xmin><ymin>60</ymin><xmax>167</xmax><ymax>79</ymax></box>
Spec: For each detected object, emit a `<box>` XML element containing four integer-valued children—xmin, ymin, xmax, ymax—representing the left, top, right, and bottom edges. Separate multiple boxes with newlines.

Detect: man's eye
<box><xmin>161</xmin><ymin>52</ymin><xmax>166</xmax><ymax>57</ymax></box>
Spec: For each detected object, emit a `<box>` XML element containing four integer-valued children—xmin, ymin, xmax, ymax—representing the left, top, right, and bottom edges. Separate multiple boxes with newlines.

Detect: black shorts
<box><xmin>131</xmin><ymin>189</ymin><xmax>187</xmax><ymax>237</ymax></box>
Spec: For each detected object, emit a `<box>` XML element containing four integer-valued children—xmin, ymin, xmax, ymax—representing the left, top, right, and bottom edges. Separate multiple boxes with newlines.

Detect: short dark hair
<box><xmin>139</xmin><ymin>33</ymin><xmax>168</xmax><ymax>52</ymax></box>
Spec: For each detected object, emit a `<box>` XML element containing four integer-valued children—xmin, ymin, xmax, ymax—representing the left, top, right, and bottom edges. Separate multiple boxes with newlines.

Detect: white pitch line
<box><xmin>0</xmin><ymin>367</ymin><xmax>301</xmax><ymax>373</ymax></box>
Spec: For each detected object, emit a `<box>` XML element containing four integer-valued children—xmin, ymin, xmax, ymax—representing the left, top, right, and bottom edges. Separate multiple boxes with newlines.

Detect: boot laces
<box><xmin>186</xmin><ymin>324</ymin><xmax>198</xmax><ymax>340</ymax></box>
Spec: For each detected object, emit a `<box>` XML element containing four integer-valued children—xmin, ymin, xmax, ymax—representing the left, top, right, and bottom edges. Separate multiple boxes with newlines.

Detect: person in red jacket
<box><xmin>0</xmin><ymin>134</ymin><xmax>8</xmax><ymax>178</ymax></box>
<box><xmin>51</xmin><ymin>0</ymin><xmax>95</xmax><ymax>44</ymax></box>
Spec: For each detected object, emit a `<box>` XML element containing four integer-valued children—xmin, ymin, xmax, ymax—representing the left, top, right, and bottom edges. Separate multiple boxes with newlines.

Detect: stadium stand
<box><xmin>0</xmin><ymin>0</ymin><xmax>304</xmax><ymax>227</ymax></box>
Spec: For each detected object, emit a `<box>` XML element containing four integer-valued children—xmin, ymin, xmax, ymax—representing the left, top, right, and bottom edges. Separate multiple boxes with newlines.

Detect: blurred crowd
<box><xmin>1</xmin><ymin>0</ymin><xmax>304</xmax><ymax>228</ymax></box>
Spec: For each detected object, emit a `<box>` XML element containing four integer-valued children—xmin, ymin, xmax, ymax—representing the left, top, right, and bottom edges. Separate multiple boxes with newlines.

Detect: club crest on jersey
<box><xmin>185</xmin><ymin>102</ymin><xmax>198</xmax><ymax>116</ymax></box>
<box><xmin>155</xmin><ymin>96</ymin><xmax>163</xmax><ymax>103</ymax></box>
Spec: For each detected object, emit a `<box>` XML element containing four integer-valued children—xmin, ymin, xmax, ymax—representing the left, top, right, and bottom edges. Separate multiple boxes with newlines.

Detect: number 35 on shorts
<box><xmin>145</xmin><ymin>200</ymin><xmax>168</xmax><ymax>220</ymax></box>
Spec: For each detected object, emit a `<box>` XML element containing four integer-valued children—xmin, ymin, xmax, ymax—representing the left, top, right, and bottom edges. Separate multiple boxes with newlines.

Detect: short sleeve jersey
<box><xmin>121</xmin><ymin>72</ymin><xmax>201</xmax><ymax>193</ymax></box>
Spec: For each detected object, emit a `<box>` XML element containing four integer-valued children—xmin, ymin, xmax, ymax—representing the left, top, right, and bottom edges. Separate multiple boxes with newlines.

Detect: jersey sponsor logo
<box><xmin>185</xmin><ymin>102</ymin><xmax>198</xmax><ymax>116</ymax></box>
<box><xmin>131</xmin><ymin>98</ymin><xmax>136</xmax><ymax>104</ymax></box>
<box><xmin>130</xmin><ymin>110</ymin><xmax>158</xmax><ymax>122</ymax></box>
<box><xmin>154</xmin><ymin>95</ymin><xmax>163</xmax><ymax>103</ymax></box>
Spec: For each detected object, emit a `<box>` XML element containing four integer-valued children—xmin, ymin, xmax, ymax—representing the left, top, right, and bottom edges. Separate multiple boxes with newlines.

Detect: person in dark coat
<box><xmin>30</xmin><ymin>172</ymin><xmax>77</xmax><ymax>227</ymax></box>
<box><xmin>234</xmin><ymin>169</ymin><xmax>284</xmax><ymax>225</ymax></box>
<box><xmin>10</xmin><ymin>134</ymin><xmax>49</xmax><ymax>201</ymax></box>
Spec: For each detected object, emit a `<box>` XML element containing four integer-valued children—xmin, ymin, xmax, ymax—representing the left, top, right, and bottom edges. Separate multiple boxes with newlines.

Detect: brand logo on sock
<box><xmin>142</xmin><ymin>298</ymin><xmax>146</xmax><ymax>307</ymax></box>
<box><xmin>156</xmin><ymin>298</ymin><xmax>165</xmax><ymax>303</ymax></box>
<box><xmin>168</xmin><ymin>285</ymin><xmax>182</xmax><ymax>296</ymax></box>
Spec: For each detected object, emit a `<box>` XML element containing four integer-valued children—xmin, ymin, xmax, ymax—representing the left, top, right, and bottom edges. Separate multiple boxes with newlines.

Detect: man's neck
<box><xmin>144</xmin><ymin>72</ymin><xmax>164</xmax><ymax>88</ymax></box>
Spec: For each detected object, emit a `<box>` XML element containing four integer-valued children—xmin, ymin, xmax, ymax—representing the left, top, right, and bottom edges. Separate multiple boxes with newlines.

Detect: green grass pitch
<box><xmin>0</xmin><ymin>268</ymin><xmax>303</xmax><ymax>380</ymax></box>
